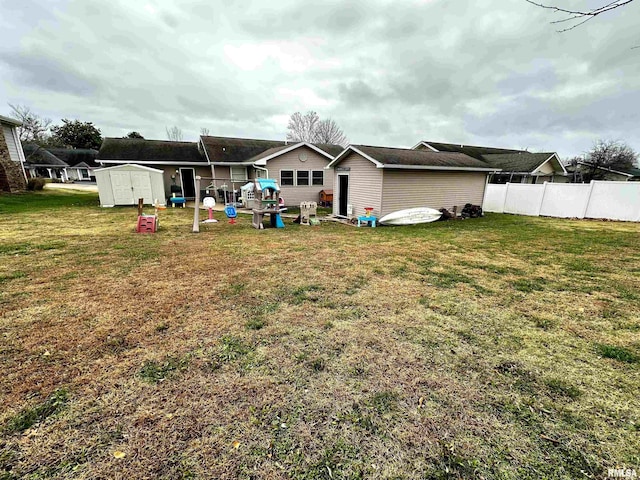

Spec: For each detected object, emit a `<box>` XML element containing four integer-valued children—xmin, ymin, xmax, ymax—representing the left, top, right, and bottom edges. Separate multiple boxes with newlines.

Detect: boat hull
<box><xmin>379</xmin><ymin>207</ymin><xmax>442</xmax><ymax>226</ymax></box>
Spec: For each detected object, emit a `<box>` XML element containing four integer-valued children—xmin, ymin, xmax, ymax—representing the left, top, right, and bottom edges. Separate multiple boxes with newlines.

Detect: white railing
<box><xmin>483</xmin><ymin>181</ymin><xmax>640</xmax><ymax>222</ymax></box>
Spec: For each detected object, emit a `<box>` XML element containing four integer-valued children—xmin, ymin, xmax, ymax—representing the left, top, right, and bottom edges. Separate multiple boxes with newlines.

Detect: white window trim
<box><xmin>280</xmin><ymin>169</ymin><xmax>325</xmax><ymax>187</ymax></box>
<box><xmin>230</xmin><ymin>166</ymin><xmax>248</xmax><ymax>182</ymax></box>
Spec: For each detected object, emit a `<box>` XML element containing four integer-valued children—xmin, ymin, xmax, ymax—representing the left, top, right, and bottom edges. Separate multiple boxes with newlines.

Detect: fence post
<box><xmin>502</xmin><ymin>182</ymin><xmax>510</xmax><ymax>213</ymax></box>
<box><xmin>192</xmin><ymin>176</ymin><xmax>201</xmax><ymax>233</ymax></box>
<box><xmin>537</xmin><ymin>182</ymin><xmax>548</xmax><ymax>217</ymax></box>
<box><xmin>581</xmin><ymin>181</ymin><xmax>596</xmax><ymax>219</ymax></box>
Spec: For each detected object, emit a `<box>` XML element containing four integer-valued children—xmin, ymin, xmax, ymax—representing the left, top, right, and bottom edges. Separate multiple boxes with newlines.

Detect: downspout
<box><xmin>253</xmin><ymin>165</ymin><xmax>268</xmax><ymax>178</ymax></box>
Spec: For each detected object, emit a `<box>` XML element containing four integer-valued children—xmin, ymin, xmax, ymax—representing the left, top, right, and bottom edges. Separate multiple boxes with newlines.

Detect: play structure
<box><xmin>202</xmin><ymin>197</ymin><xmax>218</xmax><ymax>224</ymax></box>
<box><xmin>357</xmin><ymin>207</ymin><xmax>377</xmax><ymax>227</ymax></box>
<box><xmin>251</xmin><ymin>178</ymin><xmax>285</xmax><ymax>229</ymax></box>
<box><xmin>135</xmin><ymin>198</ymin><xmax>161</xmax><ymax>233</ymax></box>
<box><xmin>299</xmin><ymin>201</ymin><xmax>318</xmax><ymax>226</ymax></box>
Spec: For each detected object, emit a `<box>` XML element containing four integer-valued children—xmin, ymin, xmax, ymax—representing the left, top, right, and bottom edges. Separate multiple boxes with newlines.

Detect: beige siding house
<box><xmin>328</xmin><ymin>146</ymin><xmax>498</xmax><ymax>219</ymax></box>
<box><xmin>248</xmin><ymin>143</ymin><xmax>341</xmax><ymax>206</ymax></box>
<box><xmin>0</xmin><ymin>115</ymin><xmax>27</xmax><ymax>192</ymax></box>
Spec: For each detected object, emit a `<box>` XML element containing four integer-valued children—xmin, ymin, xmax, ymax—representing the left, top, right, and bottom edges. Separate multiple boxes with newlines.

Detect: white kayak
<box><xmin>379</xmin><ymin>207</ymin><xmax>442</xmax><ymax>226</ymax></box>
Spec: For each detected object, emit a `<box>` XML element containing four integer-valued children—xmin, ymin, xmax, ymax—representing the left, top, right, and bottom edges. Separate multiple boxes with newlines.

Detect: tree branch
<box><xmin>525</xmin><ymin>0</ymin><xmax>635</xmax><ymax>32</ymax></box>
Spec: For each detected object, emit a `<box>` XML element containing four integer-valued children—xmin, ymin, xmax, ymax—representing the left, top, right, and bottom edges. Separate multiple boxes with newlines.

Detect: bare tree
<box><xmin>166</xmin><ymin>126</ymin><xmax>183</xmax><ymax>141</ymax></box>
<box><xmin>526</xmin><ymin>0</ymin><xmax>635</xmax><ymax>32</ymax></box>
<box><xmin>200</xmin><ymin>127</ymin><xmax>210</xmax><ymax>136</ymax></box>
<box><xmin>286</xmin><ymin>111</ymin><xmax>348</xmax><ymax>146</ymax></box>
<box><xmin>581</xmin><ymin>139</ymin><xmax>638</xmax><ymax>182</ymax></box>
<box><xmin>314</xmin><ymin>118</ymin><xmax>348</xmax><ymax>146</ymax></box>
<box><xmin>8</xmin><ymin>104</ymin><xmax>52</xmax><ymax>143</ymax></box>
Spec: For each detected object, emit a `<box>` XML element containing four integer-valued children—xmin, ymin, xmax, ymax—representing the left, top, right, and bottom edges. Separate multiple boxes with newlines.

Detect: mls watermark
<box><xmin>607</xmin><ymin>467</ymin><xmax>637</xmax><ymax>478</ymax></box>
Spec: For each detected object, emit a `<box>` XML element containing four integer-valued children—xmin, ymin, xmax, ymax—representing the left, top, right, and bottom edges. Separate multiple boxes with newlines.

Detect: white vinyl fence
<box><xmin>483</xmin><ymin>181</ymin><xmax>640</xmax><ymax>222</ymax></box>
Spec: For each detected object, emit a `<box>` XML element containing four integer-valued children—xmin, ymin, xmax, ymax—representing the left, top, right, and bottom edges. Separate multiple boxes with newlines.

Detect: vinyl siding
<box><xmin>266</xmin><ymin>146</ymin><xmax>333</xmax><ymax>206</ymax></box>
<box><xmin>2</xmin><ymin>125</ymin><xmax>20</xmax><ymax>162</ymax></box>
<box><xmin>381</xmin><ymin>170</ymin><xmax>487</xmax><ymax>216</ymax></box>
<box><xmin>332</xmin><ymin>152</ymin><xmax>383</xmax><ymax>217</ymax></box>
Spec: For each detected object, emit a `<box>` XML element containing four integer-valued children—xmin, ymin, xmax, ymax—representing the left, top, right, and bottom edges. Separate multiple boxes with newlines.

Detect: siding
<box><xmin>267</xmin><ymin>145</ymin><xmax>333</xmax><ymax>206</ymax></box>
<box><xmin>381</xmin><ymin>170</ymin><xmax>487</xmax><ymax>216</ymax></box>
<box><xmin>2</xmin><ymin>125</ymin><xmax>20</xmax><ymax>162</ymax></box>
<box><xmin>332</xmin><ymin>152</ymin><xmax>383</xmax><ymax>217</ymax></box>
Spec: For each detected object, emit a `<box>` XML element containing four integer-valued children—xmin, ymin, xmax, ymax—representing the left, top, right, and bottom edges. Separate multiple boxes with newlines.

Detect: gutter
<box><xmin>379</xmin><ymin>164</ymin><xmax>501</xmax><ymax>172</ymax></box>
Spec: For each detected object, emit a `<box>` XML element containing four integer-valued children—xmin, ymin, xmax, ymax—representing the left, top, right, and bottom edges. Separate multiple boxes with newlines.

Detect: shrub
<box><xmin>26</xmin><ymin>178</ymin><xmax>46</xmax><ymax>191</ymax></box>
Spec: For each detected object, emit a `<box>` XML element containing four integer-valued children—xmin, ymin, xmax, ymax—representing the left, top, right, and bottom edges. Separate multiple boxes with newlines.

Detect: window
<box><xmin>297</xmin><ymin>170</ymin><xmax>309</xmax><ymax>186</ymax></box>
<box><xmin>312</xmin><ymin>170</ymin><xmax>324</xmax><ymax>186</ymax></box>
<box><xmin>281</xmin><ymin>170</ymin><xmax>294</xmax><ymax>186</ymax></box>
<box><xmin>79</xmin><ymin>168</ymin><xmax>89</xmax><ymax>179</ymax></box>
<box><xmin>231</xmin><ymin>166</ymin><xmax>247</xmax><ymax>182</ymax></box>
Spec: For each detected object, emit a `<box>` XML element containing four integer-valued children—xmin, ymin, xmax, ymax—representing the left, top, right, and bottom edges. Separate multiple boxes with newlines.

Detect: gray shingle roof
<box><xmin>97</xmin><ymin>138</ymin><xmax>205</xmax><ymax>163</ymax></box>
<box><xmin>481</xmin><ymin>153</ymin><xmax>555</xmax><ymax>172</ymax></box>
<box><xmin>47</xmin><ymin>148</ymin><xmax>99</xmax><ymax>168</ymax></box>
<box><xmin>22</xmin><ymin>144</ymin><xmax>69</xmax><ymax>167</ymax></box>
<box><xmin>418</xmin><ymin>141</ymin><xmax>524</xmax><ymax>160</ymax></box>
<box><xmin>245</xmin><ymin>143</ymin><xmax>344</xmax><ymax>164</ymax></box>
<box><xmin>200</xmin><ymin>136</ymin><xmax>286</xmax><ymax>164</ymax></box>
<box><xmin>354</xmin><ymin>145</ymin><xmax>494</xmax><ymax>169</ymax></box>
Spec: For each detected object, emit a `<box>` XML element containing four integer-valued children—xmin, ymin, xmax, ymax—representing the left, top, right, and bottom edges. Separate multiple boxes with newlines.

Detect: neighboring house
<box><xmin>22</xmin><ymin>144</ymin><xmax>70</xmax><ymax>181</ymax></box>
<box><xmin>47</xmin><ymin>148</ymin><xmax>99</xmax><ymax>181</ymax></box>
<box><xmin>0</xmin><ymin>115</ymin><xmax>27</xmax><ymax>192</ymax></box>
<box><xmin>567</xmin><ymin>161</ymin><xmax>640</xmax><ymax>182</ymax></box>
<box><xmin>97</xmin><ymin>138</ymin><xmax>208</xmax><ymax>199</ymax></box>
<box><xmin>326</xmin><ymin>145</ymin><xmax>499</xmax><ymax>219</ymax></box>
<box><xmin>97</xmin><ymin>136</ymin><xmax>340</xmax><ymax>205</ymax></box>
<box><xmin>413</xmin><ymin>141</ymin><xmax>568</xmax><ymax>184</ymax></box>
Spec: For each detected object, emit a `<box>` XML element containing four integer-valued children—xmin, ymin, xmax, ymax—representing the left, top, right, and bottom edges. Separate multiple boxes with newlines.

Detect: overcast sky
<box><xmin>1</xmin><ymin>0</ymin><xmax>638</xmax><ymax>159</ymax></box>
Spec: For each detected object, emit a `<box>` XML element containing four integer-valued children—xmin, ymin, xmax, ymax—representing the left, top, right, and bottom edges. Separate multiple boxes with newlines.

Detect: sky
<box><xmin>0</xmin><ymin>0</ymin><xmax>638</xmax><ymax>159</ymax></box>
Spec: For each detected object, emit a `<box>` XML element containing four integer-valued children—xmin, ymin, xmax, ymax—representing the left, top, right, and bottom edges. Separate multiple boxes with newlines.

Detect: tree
<box><xmin>581</xmin><ymin>139</ymin><xmax>638</xmax><ymax>181</ymax></box>
<box><xmin>200</xmin><ymin>127</ymin><xmax>210</xmax><ymax>136</ymax></box>
<box><xmin>286</xmin><ymin>111</ymin><xmax>348</xmax><ymax>146</ymax></box>
<box><xmin>526</xmin><ymin>0</ymin><xmax>635</xmax><ymax>32</ymax></box>
<box><xmin>50</xmin><ymin>119</ymin><xmax>102</xmax><ymax>150</ymax></box>
<box><xmin>8</xmin><ymin>104</ymin><xmax>52</xmax><ymax>143</ymax></box>
<box><xmin>166</xmin><ymin>126</ymin><xmax>183</xmax><ymax>141</ymax></box>
<box><xmin>126</xmin><ymin>131</ymin><xmax>144</xmax><ymax>139</ymax></box>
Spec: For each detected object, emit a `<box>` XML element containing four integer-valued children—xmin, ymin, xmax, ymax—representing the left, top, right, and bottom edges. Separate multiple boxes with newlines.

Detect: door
<box><xmin>111</xmin><ymin>171</ymin><xmax>134</xmax><ymax>204</ymax></box>
<box><xmin>130</xmin><ymin>171</ymin><xmax>153</xmax><ymax>204</ymax></box>
<box><xmin>180</xmin><ymin>168</ymin><xmax>196</xmax><ymax>198</ymax></box>
<box><xmin>338</xmin><ymin>174</ymin><xmax>349</xmax><ymax>217</ymax></box>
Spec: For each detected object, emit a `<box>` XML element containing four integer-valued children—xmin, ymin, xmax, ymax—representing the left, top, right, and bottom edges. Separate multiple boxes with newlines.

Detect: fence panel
<box><xmin>482</xmin><ymin>181</ymin><xmax>640</xmax><ymax>222</ymax></box>
<box><xmin>586</xmin><ymin>182</ymin><xmax>640</xmax><ymax>222</ymax></box>
<box><xmin>539</xmin><ymin>183</ymin><xmax>591</xmax><ymax>218</ymax></box>
<box><xmin>482</xmin><ymin>184</ymin><xmax>507</xmax><ymax>213</ymax></box>
<box><xmin>503</xmin><ymin>184</ymin><xmax>545</xmax><ymax>216</ymax></box>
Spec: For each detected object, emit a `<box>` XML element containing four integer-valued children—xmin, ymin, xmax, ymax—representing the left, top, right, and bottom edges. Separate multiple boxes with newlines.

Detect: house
<box><xmin>97</xmin><ymin>136</ymin><xmax>340</xmax><ymax>205</ymax></box>
<box><xmin>0</xmin><ymin>115</ymin><xmax>27</xmax><ymax>192</ymax></box>
<box><xmin>47</xmin><ymin>148</ymin><xmax>99</xmax><ymax>181</ymax></box>
<box><xmin>568</xmin><ymin>161</ymin><xmax>640</xmax><ymax>182</ymax></box>
<box><xmin>326</xmin><ymin>145</ymin><xmax>499</xmax><ymax>218</ymax></box>
<box><xmin>199</xmin><ymin>136</ymin><xmax>339</xmax><ymax>205</ymax></box>
<box><xmin>22</xmin><ymin>144</ymin><xmax>70</xmax><ymax>180</ymax></box>
<box><xmin>413</xmin><ymin>141</ymin><xmax>568</xmax><ymax>184</ymax></box>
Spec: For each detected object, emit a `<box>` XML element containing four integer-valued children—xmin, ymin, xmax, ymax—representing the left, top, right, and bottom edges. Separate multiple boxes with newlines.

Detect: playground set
<box><xmin>250</xmin><ymin>178</ymin><xmax>285</xmax><ymax>229</ymax></box>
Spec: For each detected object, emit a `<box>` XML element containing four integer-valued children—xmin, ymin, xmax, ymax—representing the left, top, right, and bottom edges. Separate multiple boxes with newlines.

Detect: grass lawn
<box><xmin>0</xmin><ymin>190</ymin><xmax>638</xmax><ymax>479</ymax></box>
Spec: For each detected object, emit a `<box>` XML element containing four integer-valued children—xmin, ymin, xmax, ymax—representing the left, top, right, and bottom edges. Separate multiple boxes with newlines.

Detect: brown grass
<box><xmin>0</xmin><ymin>190</ymin><xmax>639</xmax><ymax>479</ymax></box>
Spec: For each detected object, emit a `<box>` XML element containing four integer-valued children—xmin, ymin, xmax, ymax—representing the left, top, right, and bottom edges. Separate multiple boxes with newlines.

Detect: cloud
<box><xmin>0</xmin><ymin>0</ymin><xmax>638</xmax><ymax>157</ymax></box>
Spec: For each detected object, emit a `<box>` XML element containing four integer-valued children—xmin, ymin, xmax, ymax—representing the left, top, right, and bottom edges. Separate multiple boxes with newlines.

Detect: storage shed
<box><xmin>95</xmin><ymin>164</ymin><xmax>166</xmax><ymax>207</ymax></box>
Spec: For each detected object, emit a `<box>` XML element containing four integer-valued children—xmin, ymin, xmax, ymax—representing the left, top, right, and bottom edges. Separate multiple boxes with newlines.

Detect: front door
<box><xmin>130</xmin><ymin>171</ymin><xmax>153</xmax><ymax>204</ymax></box>
<box><xmin>338</xmin><ymin>174</ymin><xmax>349</xmax><ymax>217</ymax></box>
<box><xmin>111</xmin><ymin>171</ymin><xmax>134</xmax><ymax>205</ymax></box>
<box><xmin>180</xmin><ymin>168</ymin><xmax>196</xmax><ymax>198</ymax></box>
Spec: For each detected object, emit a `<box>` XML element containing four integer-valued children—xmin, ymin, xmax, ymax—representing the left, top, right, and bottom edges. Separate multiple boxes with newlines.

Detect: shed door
<box><xmin>110</xmin><ymin>171</ymin><xmax>134</xmax><ymax>204</ymax></box>
<box><xmin>130</xmin><ymin>171</ymin><xmax>153</xmax><ymax>204</ymax></box>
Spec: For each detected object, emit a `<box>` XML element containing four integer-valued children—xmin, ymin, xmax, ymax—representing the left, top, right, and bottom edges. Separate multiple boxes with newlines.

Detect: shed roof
<box><xmin>345</xmin><ymin>145</ymin><xmax>497</xmax><ymax>170</ymax></box>
<box><xmin>97</xmin><ymin>138</ymin><xmax>205</xmax><ymax>163</ymax></box>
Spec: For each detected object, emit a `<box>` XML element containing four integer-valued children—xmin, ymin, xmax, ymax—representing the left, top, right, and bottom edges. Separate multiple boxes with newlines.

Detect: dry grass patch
<box><xmin>0</xmin><ymin>191</ymin><xmax>639</xmax><ymax>479</ymax></box>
